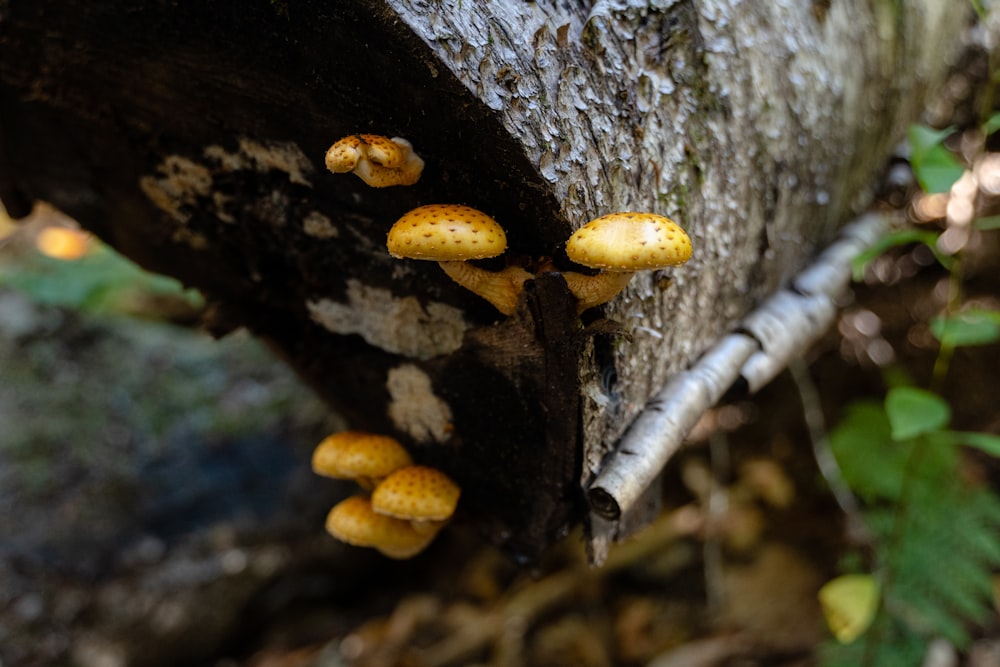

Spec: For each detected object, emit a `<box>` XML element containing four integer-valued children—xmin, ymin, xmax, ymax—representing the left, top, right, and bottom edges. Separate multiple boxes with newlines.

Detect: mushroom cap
<box><xmin>362</xmin><ymin>135</ymin><xmax>411</xmax><ymax>168</ymax></box>
<box><xmin>325</xmin><ymin>135</ymin><xmax>364</xmax><ymax>173</ymax></box>
<box><xmin>387</xmin><ymin>205</ymin><xmax>507</xmax><ymax>261</ymax></box>
<box><xmin>371</xmin><ymin>465</ymin><xmax>461</xmax><ymax>522</ymax></box>
<box><xmin>325</xmin><ymin>135</ymin><xmax>422</xmax><ymax>185</ymax></box>
<box><xmin>565</xmin><ymin>212</ymin><xmax>692</xmax><ymax>271</ymax></box>
<box><xmin>325</xmin><ymin>495</ymin><xmax>436</xmax><ymax>559</ymax></box>
<box><xmin>312</xmin><ymin>431</ymin><xmax>413</xmax><ymax>482</ymax></box>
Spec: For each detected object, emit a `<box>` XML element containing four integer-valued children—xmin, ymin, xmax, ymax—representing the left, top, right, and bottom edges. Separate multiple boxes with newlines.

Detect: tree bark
<box><xmin>0</xmin><ymin>0</ymin><xmax>972</xmax><ymax>559</ymax></box>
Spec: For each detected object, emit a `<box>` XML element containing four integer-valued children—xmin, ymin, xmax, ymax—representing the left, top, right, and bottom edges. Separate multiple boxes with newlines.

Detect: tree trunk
<box><xmin>0</xmin><ymin>0</ymin><xmax>971</xmax><ymax>560</ymax></box>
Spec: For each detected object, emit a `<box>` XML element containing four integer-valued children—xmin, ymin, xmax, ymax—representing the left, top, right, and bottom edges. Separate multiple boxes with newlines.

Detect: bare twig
<box><xmin>787</xmin><ymin>358</ymin><xmax>870</xmax><ymax>543</ymax></box>
<box><xmin>704</xmin><ymin>429</ymin><xmax>730</xmax><ymax>616</ymax></box>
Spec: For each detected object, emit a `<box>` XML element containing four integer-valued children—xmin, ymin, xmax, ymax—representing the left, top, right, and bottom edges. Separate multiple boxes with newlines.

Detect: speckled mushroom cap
<box><xmin>387</xmin><ymin>205</ymin><xmax>507</xmax><ymax>261</ymax></box>
<box><xmin>565</xmin><ymin>212</ymin><xmax>692</xmax><ymax>271</ymax></box>
<box><xmin>325</xmin><ymin>135</ymin><xmax>365</xmax><ymax>173</ymax></box>
<box><xmin>312</xmin><ymin>431</ymin><xmax>413</xmax><ymax>482</ymax></box>
<box><xmin>362</xmin><ymin>135</ymin><xmax>411</xmax><ymax>168</ymax></box>
<box><xmin>326</xmin><ymin>134</ymin><xmax>410</xmax><ymax>171</ymax></box>
<box><xmin>371</xmin><ymin>465</ymin><xmax>461</xmax><ymax>522</ymax></box>
<box><xmin>325</xmin><ymin>495</ymin><xmax>435</xmax><ymax>559</ymax></box>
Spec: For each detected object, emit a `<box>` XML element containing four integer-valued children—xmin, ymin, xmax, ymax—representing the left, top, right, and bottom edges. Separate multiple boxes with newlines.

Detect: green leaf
<box><xmin>931</xmin><ymin>309</ymin><xmax>1000</xmax><ymax>347</ymax></box>
<box><xmin>908</xmin><ymin>125</ymin><xmax>965</xmax><ymax>194</ymax></box>
<box><xmin>974</xmin><ymin>215</ymin><xmax>1000</xmax><ymax>231</ymax></box>
<box><xmin>851</xmin><ymin>229</ymin><xmax>952</xmax><ymax>281</ymax></box>
<box><xmin>955</xmin><ymin>432</ymin><xmax>1000</xmax><ymax>458</ymax></box>
<box><xmin>819</xmin><ymin>574</ymin><xmax>880</xmax><ymax>643</ymax></box>
<box><xmin>982</xmin><ymin>112</ymin><xmax>1000</xmax><ymax>137</ymax></box>
<box><xmin>932</xmin><ymin>311</ymin><xmax>1000</xmax><ymax>347</ymax></box>
<box><xmin>885</xmin><ymin>387</ymin><xmax>951</xmax><ymax>440</ymax></box>
<box><xmin>908</xmin><ymin>124</ymin><xmax>954</xmax><ymax>153</ymax></box>
<box><xmin>830</xmin><ymin>401</ymin><xmax>907</xmax><ymax>502</ymax></box>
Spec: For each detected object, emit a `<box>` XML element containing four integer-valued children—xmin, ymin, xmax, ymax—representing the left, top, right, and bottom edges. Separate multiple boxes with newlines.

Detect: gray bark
<box><xmin>0</xmin><ymin>0</ymin><xmax>973</xmax><ymax>559</ymax></box>
<box><xmin>390</xmin><ymin>0</ymin><xmax>969</xmax><ymax>551</ymax></box>
<box><xmin>424</xmin><ymin>3</ymin><xmax>953</xmax><ymax>447</ymax></box>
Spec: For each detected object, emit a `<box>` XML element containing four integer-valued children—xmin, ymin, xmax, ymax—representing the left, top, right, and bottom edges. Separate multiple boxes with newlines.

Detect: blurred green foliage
<box><xmin>822</xmin><ymin>391</ymin><xmax>1000</xmax><ymax>664</ymax></box>
<box><xmin>821</xmin><ymin>120</ymin><xmax>1000</xmax><ymax>664</ymax></box>
<box><xmin>0</xmin><ymin>240</ymin><xmax>203</xmax><ymax>315</ymax></box>
<box><xmin>906</xmin><ymin>125</ymin><xmax>965</xmax><ymax>194</ymax></box>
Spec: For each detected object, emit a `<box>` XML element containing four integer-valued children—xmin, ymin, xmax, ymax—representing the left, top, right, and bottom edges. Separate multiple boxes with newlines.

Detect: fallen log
<box><xmin>0</xmin><ymin>0</ymin><xmax>974</xmax><ymax>559</ymax></box>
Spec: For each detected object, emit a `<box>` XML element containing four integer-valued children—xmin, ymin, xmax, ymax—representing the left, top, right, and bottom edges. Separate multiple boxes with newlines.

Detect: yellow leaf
<box><xmin>819</xmin><ymin>574</ymin><xmax>879</xmax><ymax>643</ymax></box>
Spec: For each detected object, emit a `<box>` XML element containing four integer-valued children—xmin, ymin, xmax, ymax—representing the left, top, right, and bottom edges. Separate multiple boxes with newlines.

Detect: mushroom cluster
<box><xmin>386</xmin><ymin>206</ymin><xmax>692</xmax><ymax>314</ymax></box>
<box><xmin>322</xmin><ymin>133</ymin><xmax>693</xmax><ymax>313</ymax></box>
<box><xmin>325</xmin><ymin>134</ymin><xmax>424</xmax><ymax>187</ymax></box>
<box><xmin>312</xmin><ymin>431</ymin><xmax>460</xmax><ymax>559</ymax></box>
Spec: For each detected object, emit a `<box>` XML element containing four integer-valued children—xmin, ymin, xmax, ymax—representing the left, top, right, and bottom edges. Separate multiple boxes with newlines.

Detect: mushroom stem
<box><xmin>561</xmin><ymin>270</ymin><xmax>636</xmax><ymax>312</ymax></box>
<box><xmin>437</xmin><ymin>261</ymin><xmax>533</xmax><ymax>315</ymax></box>
<box><xmin>409</xmin><ymin>518</ymin><xmax>449</xmax><ymax>537</ymax></box>
<box><xmin>355</xmin><ymin>476</ymin><xmax>380</xmax><ymax>491</ymax></box>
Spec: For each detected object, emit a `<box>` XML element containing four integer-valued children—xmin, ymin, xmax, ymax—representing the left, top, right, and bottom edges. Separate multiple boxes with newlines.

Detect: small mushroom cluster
<box><xmin>325</xmin><ymin>134</ymin><xmax>424</xmax><ymax>188</ymax></box>
<box><xmin>387</xmin><ymin>206</ymin><xmax>692</xmax><ymax>314</ymax></box>
<box><xmin>324</xmin><ymin>133</ymin><xmax>693</xmax><ymax>313</ymax></box>
<box><xmin>312</xmin><ymin>431</ymin><xmax>460</xmax><ymax>559</ymax></box>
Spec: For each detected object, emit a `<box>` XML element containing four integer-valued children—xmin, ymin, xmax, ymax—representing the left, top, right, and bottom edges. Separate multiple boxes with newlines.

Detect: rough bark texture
<box><xmin>0</xmin><ymin>0</ymin><xmax>970</xmax><ymax>559</ymax></box>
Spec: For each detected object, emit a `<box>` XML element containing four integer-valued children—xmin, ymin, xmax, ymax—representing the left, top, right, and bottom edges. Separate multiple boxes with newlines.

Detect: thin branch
<box><xmin>787</xmin><ymin>357</ymin><xmax>869</xmax><ymax>543</ymax></box>
<box><xmin>741</xmin><ymin>213</ymin><xmax>893</xmax><ymax>392</ymax></box>
<box><xmin>586</xmin><ymin>332</ymin><xmax>759</xmax><ymax>522</ymax></box>
<box><xmin>704</xmin><ymin>428</ymin><xmax>730</xmax><ymax>616</ymax></box>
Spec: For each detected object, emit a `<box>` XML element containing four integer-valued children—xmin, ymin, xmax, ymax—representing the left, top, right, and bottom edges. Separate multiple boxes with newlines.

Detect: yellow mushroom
<box><xmin>325</xmin><ymin>135</ymin><xmax>366</xmax><ymax>172</ymax></box>
<box><xmin>562</xmin><ymin>212</ymin><xmax>692</xmax><ymax>312</ymax></box>
<box><xmin>371</xmin><ymin>465</ymin><xmax>461</xmax><ymax>536</ymax></box>
<box><xmin>311</xmin><ymin>431</ymin><xmax>413</xmax><ymax>490</ymax></box>
<box><xmin>325</xmin><ymin>134</ymin><xmax>424</xmax><ymax>187</ymax></box>
<box><xmin>386</xmin><ymin>204</ymin><xmax>532</xmax><ymax>315</ymax></box>
<box><xmin>325</xmin><ymin>494</ymin><xmax>436</xmax><ymax>559</ymax></box>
